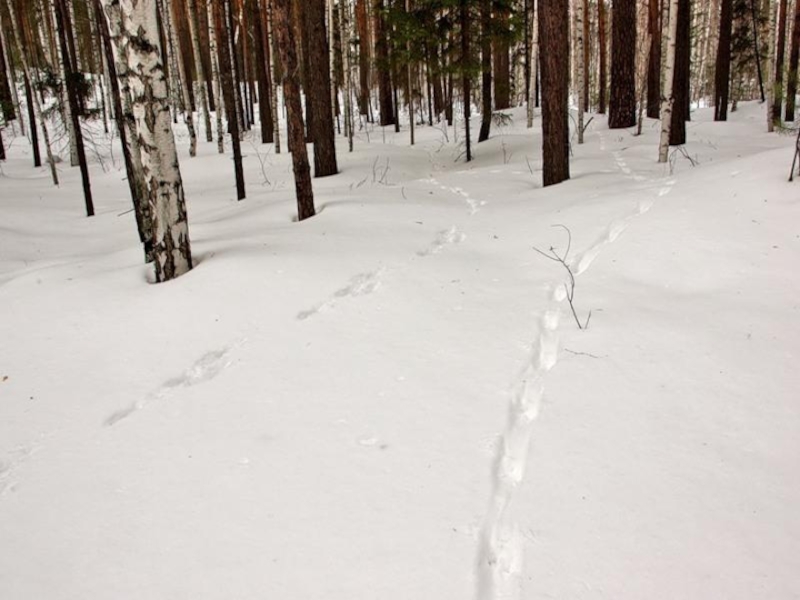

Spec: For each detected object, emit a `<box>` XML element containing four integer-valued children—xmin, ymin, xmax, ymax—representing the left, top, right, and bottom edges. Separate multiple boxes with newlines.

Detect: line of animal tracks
<box><xmin>475</xmin><ymin>132</ymin><xmax>676</xmax><ymax>600</ymax></box>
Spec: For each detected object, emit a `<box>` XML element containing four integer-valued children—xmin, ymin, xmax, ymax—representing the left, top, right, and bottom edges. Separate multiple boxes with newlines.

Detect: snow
<box><xmin>1</xmin><ymin>101</ymin><xmax>799</xmax><ymax>599</ymax></box>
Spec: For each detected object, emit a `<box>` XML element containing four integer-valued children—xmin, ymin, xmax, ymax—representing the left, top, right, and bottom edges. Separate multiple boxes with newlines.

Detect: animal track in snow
<box><xmin>476</xmin><ymin>309</ymin><xmax>560</xmax><ymax>600</ymax></box>
<box><xmin>0</xmin><ymin>440</ymin><xmax>45</xmax><ymax>497</ymax></box>
<box><xmin>297</xmin><ymin>269</ymin><xmax>384</xmax><ymax>320</ymax></box>
<box><xmin>417</xmin><ymin>226</ymin><xmax>466</xmax><ymax>256</ymax></box>
<box><xmin>104</xmin><ymin>343</ymin><xmax>240</xmax><ymax>426</ymax></box>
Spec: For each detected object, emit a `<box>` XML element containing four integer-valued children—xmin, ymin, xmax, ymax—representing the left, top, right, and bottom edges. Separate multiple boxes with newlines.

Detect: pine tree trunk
<box><xmin>609</xmin><ymin>0</ymin><xmax>636</xmax><ymax>128</ymax></box>
<box><xmin>659</xmin><ymin>0</ymin><xmax>679</xmax><ymax>162</ymax></box>
<box><xmin>23</xmin><ymin>75</ymin><xmax>41</xmax><ymax>166</ymax></box>
<box><xmin>55</xmin><ymin>0</ymin><xmax>94</xmax><ymax>216</ymax></box>
<box><xmin>669</xmin><ymin>0</ymin><xmax>690</xmax><ymax>145</ymax></box>
<box><xmin>540</xmin><ymin>0</ymin><xmax>570</xmax><ymax>185</ymax></box>
<box><xmin>0</xmin><ymin>22</ymin><xmax>16</xmax><ymax>123</ymax></box>
<box><xmin>305</xmin><ymin>0</ymin><xmax>338</xmax><ymax>174</ymax></box>
<box><xmin>355</xmin><ymin>0</ymin><xmax>370</xmax><ymax>114</ymax></box>
<box><xmin>598</xmin><ymin>0</ymin><xmax>607</xmax><ymax>113</ymax></box>
<box><xmin>715</xmin><ymin>0</ymin><xmax>734</xmax><ymax>120</ymax></box>
<box><xmin>161</xmin><ymin>0</ymin><xmax>198</xmax><ymax>155</ymax></box>
<box><xmin>113</xmin><ymin>0</ymin><xmax>193</xmax><ymax>282</ymax></box>
<box><xmin>95</xmin><ymin>0</ymin><xmax>153</xmax><ymax>262</ymax></box>
<box><xmin>479</xmin><ymin>0</ymin><xmax>492</xmax><ymax>142</ymax></box>
<box><xmin>575</xmin><ymin>0</ymin><xmax>585</xmax><ymax>143</ymax></box>
<box><xmin>647</xmin><ymin>0</ymin><xmax>662</xmax><ymax>118</ymax></box>
<box><xmin>773</xmin><ymin>0</ymin><xmax>788</xmax><ymax>122</ymax></box>
<box><xmin>785</xmin><ymin>0</ymin><xmax>800</xmax><ymax>121</ymax></box>
<box><xmin>767</xmin><ymin>0</ymin><xmax>777</xmax><ymax>130</ymax></box>
<box><xmin>187</xmin><ymin>0</ymin><xmax>214</xmax><ymax>142</ymax></box>
<box><xmin>5</xmin><ymin>0</ymin><xmax>58</xmax><ymax>184</ymax></box>
<box><xmin>460</xmin><ymin>0</ymin><xmax>471</xmax><ymax>162</ymax></box>
<box><xmin>253</xmin><ymin>0</ymin><xmax>274</xmax><ymax>144</ymax></box>
<box><xmin>49</xmin><ymin>0</ymin><xmax>79</xmax><ymax>167</ymax></box>
<box><xmin>214</xmin><ymin>0</ymin><xmax>246</xmax><ymax>199</ymax></box>
<box><xmin>273</xmin><ymin>0</ymin><xmax>315</xmax><ymax>219</ymax></box>
<box><xmin>494</xmin><ymin>8</ymin><xmax>511</xmax><ymax>109</ymax></box>
<box><xmin>374</xmin><ymin>0</ymin><xmax>395</xmax><ymax>125</ymax></box>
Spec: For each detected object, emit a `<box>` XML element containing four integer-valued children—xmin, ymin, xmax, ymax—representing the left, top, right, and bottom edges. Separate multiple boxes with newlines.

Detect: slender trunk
<box><xmin>215</xmin><ymin>0</ymin><xmax>246</xmax><ymax>199</ymax></box>
<box><xmin>5</xmin><ymin>0</ymin><xmax>59</xmax><ymax>184</ymax></box>
<box><xmin>356</xmin><ymin>0</ymin><xmax>370</xmax><ymax>113</ymax></box>
<box><xmin>460</xmin><ymin>0</ymin><xmax>471</xmax><ymax>162</ymax></box>
<box><xmin>785</xmin><ymin>0</ymin><xmax>800</xmax><ymax>121</ymax></box>
<box><xmin>715</xmin><ymin>0</ymin><xmax>734</xmax><ymax>120</ymax></box>
<box><xmin>530</xmin><ymin>0</ymin><xmax>539</xmax><ymax>124</ymax></box>
<box><xmin>659</xmin><ymin>0</ymin><xmax>679</xmax><ymax>162</ymax></box>
<box><xmin>773</xmin><ymin>0</ymin><xmax>788</xmax><ymax>122</ymax></box>
<box><xmin>55</xmin><ymin>0</ymin><xmax>94</xmax><ymax>216</ymax></box>
<box><xmin>0</xmin><ymin>24</ymin><xmax>22</xmax><ymax>132</ymax></box>
<box><xmin>598</xmin><ymin>0</ymin><xmax>607</xmax><ymax>113</ymax></box>
<box><xmin>767</xmin><ymin>0</ymin><xmax>777</xmax><ymax>130</ymax></box>
<box><xmin>494</xmin><ymin>8</ymin><xmax>511</xmax><ymax>109</ymax></box>
<box><xmin>374</xmin><ymin>0</ymin><xmax>394</xmax><ymax>125</ymax></box>
<box><xmin>24</xmin><ymin>75</ymin><xmax>41</xmax><ymax>166</ymax></box>
<box><xmin>340</xmin><ymin>0</ymin><xmax>354</xmax><ymax>151</ymax></box>
<box><xmin>540</xmin><ymin>0</ymin><xmax>570</xmax><ymax>185</ymax></box>
<box><xmin>49</xmin><ymin>0</ymin><xmax>79</xmax><ymax>167</ymax></box>
<box><xmin>0</xmin><ymin>20</ymin><xmax>16</xmax><ymax>123</ymax></box>
<box><xmin>272</xmin><ymin>0</ymin><xmax>315</xmax><ymax>219</ymax></box>
<box><xmin>575</xmin><ymin>0</ymin><xmax>585</xmax><ymax>143</ymax></box>
<box><xmin>253</xmin><ymin>0</ymin><xmax>274</xmax><ymax>143</ymax></box>
<box><xmin>115</xmin><ymin>0</ymin><xmax>193</xmax><ymax>282</ymax></box>
<box><xmin>647</xmin><ymin>0</ymin><xmax>662</xmax><ymax>118</ymax></box>
<box><xmin>267</xmin><ymin>0</ymin><xmax>281</xmax><ymax>152</ymax></box>
<box><xmin>207</xmin><ymin>0</ymin><xmax>225</xmax><ymax>153</ymax></box>
<box><xmin>187</xmin><ymin>0</ymin><xmax>213</xmax><ymax>142</ymax></box>
<box><xmin>479</xmin><ymin>0</ymin><xmax>492</xmax><ymax>142</ymax></box>
<box><xmin>162</xmin><ymin>0</ymin><xmax>198</xmax><ymax>155</ymax></box>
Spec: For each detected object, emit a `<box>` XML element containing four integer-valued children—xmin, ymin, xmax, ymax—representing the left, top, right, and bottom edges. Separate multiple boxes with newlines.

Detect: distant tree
<box><xmin>597</xmin><ymin>0</ymin><xmax>607</xmax><ymax>113</ymax></box>
<box><xmin>772</xmin><ymin>0</ymin><xmax>788</xmax><ymax>123</ymax></box>
<box><xmin>785</xmin><ymin>0</ymin><xmax>800</xmax><ymax>121</ymax></box>
<box><xmin>540</xmin><ymin>0</ymin><xmax>570</xmax><ymax>185</ymax></box>
<box><xmin>609</xmin><ymin>0</ymin><xmax>636</xmax><ymax>128</ymax></box>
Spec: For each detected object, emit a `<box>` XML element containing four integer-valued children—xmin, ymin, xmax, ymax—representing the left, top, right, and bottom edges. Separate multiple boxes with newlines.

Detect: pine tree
<box><xmin>609</xmin><ymin>0</ymin><xmax>636</xmax><ymax>128</ymax></box>
<box><xmin>540</xmin><ymin>0</ymin><xmax>570</xmax><ymax>185</ymax></box>
<box><xmin>715</xmin><ymin>0</ymin><xmax>735</xmax><ymax>120</ymax></box>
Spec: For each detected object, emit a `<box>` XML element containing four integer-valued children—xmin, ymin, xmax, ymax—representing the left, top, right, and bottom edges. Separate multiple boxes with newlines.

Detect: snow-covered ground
<box><xmin>1</xmin><ymin>102</ymin><xmax>798</xmax><ymax>599</ymax></box>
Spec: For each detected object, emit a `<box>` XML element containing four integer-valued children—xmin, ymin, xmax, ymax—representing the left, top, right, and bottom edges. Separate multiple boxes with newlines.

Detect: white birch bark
<box><xmin>5</xmin><ymin>0</ymin><xmax>59</xmax><ymax>184</ymax></box>
<box><xmin>658</xmin><ymin>0</ymin><xmax>680</xmax><ymax>163</ymax></box>
<box><xmin>107</xmin><ymin>0</ymin><xmax>193</xmax><ymax>281</ymax></box>
<box><xmin>575</xmin><ymin>0</ymin><xmax>585</xmax><ymax>143</ymax></box>
<box><xmin>266</xmin><ymin>0</ymin><xmax>281</xmax><ymax>153</ymax></box>
<box><xmin>186</xmin><ymin>0</ymin><xmax>213</xmax><ymax>142</ymax></box>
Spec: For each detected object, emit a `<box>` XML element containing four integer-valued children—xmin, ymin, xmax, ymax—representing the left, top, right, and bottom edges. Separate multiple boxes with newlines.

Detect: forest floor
<box><xmin>1</xmin><ymin>101</ymin><xmax>799</xmax><ymax>599</ymax></box>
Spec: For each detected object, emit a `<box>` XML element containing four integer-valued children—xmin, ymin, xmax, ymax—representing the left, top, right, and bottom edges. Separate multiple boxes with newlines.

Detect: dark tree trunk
<box><xmin>0</xmin><ymin>26</ymin><xmax>15</xmax><ymax>122</ymax></box>
<box><xmin>540</xmin><ymin>0</ymin><xmax>570</xmax><ymax>186</ymax></box>
<box><xmin>493</xmin><ymin>8</ymin><xmax>511</xmax><ymax>109</ymax></box>
<box><xmin>431</xmin><ymin>41</ymin><xmax>444</xmax><ymax>118</ymax></box>
<box><xmin>356</xmin><ymin>0</ymin><xmax>370</xmax><ymax>114</ymax></box>
<box><xmin>273</xmin><ymin>0</ymin><xmax>316</xmax><ymax>220</ymax></box>
<box><xmin>647</xmin><ymin>0</ymin><xmax>662</xmax><ymax>118</ymax></box>
<box><xmin>583</xmin><ymin>0</ymin><xmax>590</xmax><ymax>108</ymax></box>
<box><xmin>715</xmin><ymin>0</ymin><xmax>734</xmax><ymax>120</ymax></box>
<box><xmin>55</xmin><ymin>0</ymin><xmax>93</xmax><ymax>216</ymax></box>
<box><xmin>609</xmin><ymin>0</ymin><xmax>636</xmax><ymax>127</ymax></box>
<box><xmin>0</xmin><ymin>126</ymin><xmax>4</xmax><ymax>161</ymax></box>
<box><xmin>215</xmin><ymin>0</ymin><xmax>246</xmax><ymax>199</ymax></box>
<box><xmin>304</xmin><ymin>0</ymin><xmax>338</xmax><ymax>176</ymax></box>
<box><xmin>479</xmin><ymin>0</ymin><xmax>492</xmax><ymax>142</ymax></box>
<box><xmin>751</xmin><ymin>0</ymin><xmax>766</xmax><ymax>102</ymax></box>
<box><xmin>670</xmin><ymin>0</ymin><xmax>691</xmax><ymax>145</ymax></box>
<box><xmin>773</xmin><ymin>0</ymin><xmax>789</xmax><ymax>122</ymax></box>
<box><xmin>374</xmin><ymin>0</ymin><xmax>395</xmax><ymax>125</ymax></box>
<box><xmin>253</xmin><ymin>0</ymin><xmax>274</xmax><ymax>143</ymax></box>
<box><xmin>786</xmin><ymin>0</ymin><xmax>800</xmax><ymax>121</ymax></box>
<box><xmin>23</xmin><ymin>75</ymin><xmax>41</xmax><ymax>168</ymax></box>
<box><xmin>598</xmin><ymin>0</ymin><xmax>607</xmax><ymax>114</ymax></box>
<box><xmin>460</xmin><ymin>0</ymin><xmax>471</xmax><ymax>162</ymax></box>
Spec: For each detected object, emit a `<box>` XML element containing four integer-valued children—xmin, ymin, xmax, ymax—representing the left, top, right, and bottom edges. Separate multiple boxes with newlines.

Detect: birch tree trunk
<box><xmin>340</xmin><ymin>0</ymin><xmax>354</xmax><ymax>152</ymax></box>
<box><xmin>767</xmin><ymin>0</ymin><xmax>777</xmax><ymax>131</ymax></box>
<box><xmin>659</xmin><ymin>0</ymin><xmax>680</xmax><ymax>162</ymax></box>
<box><xmin>527</xmin><ymin>0</ymin><xmax>537</xmax><ymax>128</ymax></box>
<box><xmin>206</xmin><ymin>0</ymin><xmax>225</xmax><ymax>153</ymax></box>
<box><xmin>5</xmin><ymin>0</ymin><xmax>59</xmax><ymax>184</ymax></box>
<box><xmin>112</xmin><ymin>0</ymin><xmax>193</xmax><ymax>281</ymax></box>
<box><xmin>266</xmin><ymin>0</ymin><xmax>281</xmax><ymax>153</ymax></box>
<box><xmin>0</xmin><ymin>18</ymin><xmax>21</xmax><ymax>130</ymax></box>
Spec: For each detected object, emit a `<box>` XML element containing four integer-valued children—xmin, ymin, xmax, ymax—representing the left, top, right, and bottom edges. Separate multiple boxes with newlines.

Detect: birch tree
<box><xmin>110</xmin><ymin>0</ymin><xmax>194</xmax><ymax>281</ymax></box>
<box><xmin>575</xmin><ymin>0</ymin><xmax>586</xmax><ymax>144</ymax></box>
<box><xmin>659</xmin><ymin>0</ymin><xmax>680</xmax><ymax>162</ymax></box>
<box><xmin>186</xmin><ymin>0</ymin><xmax>214</xmax><ymax>143</ymax></box>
